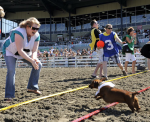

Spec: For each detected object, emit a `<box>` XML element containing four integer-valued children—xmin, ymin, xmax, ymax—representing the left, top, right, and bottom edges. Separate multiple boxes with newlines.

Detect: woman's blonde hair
<box><xmin>0</xmin><ymin>6</ymin><xmax>5</xmax><ymax>18</ymax></box>
<box><xmin>19</xmin><ymin>17</ymin><xmax>41</xmax><ymax>28</ymax></box>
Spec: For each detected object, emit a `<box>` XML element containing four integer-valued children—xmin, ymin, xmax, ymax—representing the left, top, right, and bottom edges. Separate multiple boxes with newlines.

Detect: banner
<box><xmin>137</xmin><ymin>25</ymin><xmax>142</xmax><ymax>30</ymax></box>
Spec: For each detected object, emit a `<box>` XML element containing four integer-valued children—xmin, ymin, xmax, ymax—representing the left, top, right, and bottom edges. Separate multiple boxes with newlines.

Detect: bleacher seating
<box><xmin>108</xmin><ymin>18</ymin><xmax>116</xmax><ymax>25</ymax></box>
<box><xmin>126</xmin><ymin>17</ymin><xmax>130</xmax><ymax>24</ymax></box>
<box><xmin>123</xmin><ymin>17</ymin><xmax>130</xmax><ymax>24</ymax></box>
<box><xmin>136</xmin><ymin>15</ymin><xmax>143</xmax><ymax>23</ymax></box>
<box><xmin>116</xmin><ymin>18</ymin><xmax>121</xmax><ymax>25</ymax></box>
<box><xmin>100</xmin><ymin>19</ymin><xmax>107</xmax><ymax>26</ymax></box>
<box><xmin>76</xmin><ymin>25</ymin><xmax>81</xmax><ymax>30</ymax></box>
<box><xmin>39</xmin><ymin>24</ymin><xmax>56</xmax><ymax>34</ymax></box>
<box><xmin>36</xmin><ymin>14</ymin><xmax>150</xmax><ymax>46</ymax></box>
<box><xmin>146</xmin><ymin>14</ymin><xmax>150</xmax><ymax>21</ymax></box>
<box><xmin>56</xmin><ymin>23</ymin><xmax>65</xmax><ymax>31</ymax></box>
<box><xmin>82</xmin><ymin>23</ymin><xmax>91</xmax><ymax>29</ymax></box>
<box><xmin>39</xmin><ymin>24</ymin><xmax>45</xmax><ymax>33</ymax></box>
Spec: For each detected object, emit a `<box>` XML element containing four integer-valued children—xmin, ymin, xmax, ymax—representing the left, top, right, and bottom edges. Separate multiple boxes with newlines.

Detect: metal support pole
<box><xmin>69</xmin><ymin>11</ymin><xmax>71</xmax><ymax>42</ymax></box>
<box><xmin>50</xmin><ymin>14</ymin><xmax>52</xmax><ymax>41</ymax></box>
<box><xmin>120</xmin><ymin>4</ymin><xmax>123</xmax><ymax>38</ymax></box>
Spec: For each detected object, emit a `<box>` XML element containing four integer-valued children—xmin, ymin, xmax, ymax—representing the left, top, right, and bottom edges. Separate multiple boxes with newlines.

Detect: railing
<box><xmin>0</xmin><ymin>53</ymin><xmax>146</xmax><ymax>68</ymax></box>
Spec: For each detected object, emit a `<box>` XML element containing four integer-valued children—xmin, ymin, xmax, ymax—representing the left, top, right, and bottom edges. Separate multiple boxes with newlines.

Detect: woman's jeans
<box><xmin>4</xmin><ymin>54</ymin><xmax>42</xmax><ymax>98</ymax></box>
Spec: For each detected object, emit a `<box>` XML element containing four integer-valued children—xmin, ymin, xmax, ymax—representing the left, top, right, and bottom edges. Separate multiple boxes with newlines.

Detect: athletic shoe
<box><xmin>122</xmin><ymin>70</ymin><xmax>127</xmax><ymax>76</ymax></box>
<box><xmin>100</xmin><ymin>76</ymin><xmax>108</xmax><ymax>81</ymax></box>
<box><xmin>91</xmin><ymin>75</ymin><xmax>99</xmax><ymax>78</ymax></box>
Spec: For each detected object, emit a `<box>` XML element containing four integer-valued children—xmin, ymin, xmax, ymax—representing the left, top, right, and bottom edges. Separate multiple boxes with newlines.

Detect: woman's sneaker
<box><xmin>4</xmin><ymin>98</ymin><xmax>13</xmax><ymax>102</ymax></box>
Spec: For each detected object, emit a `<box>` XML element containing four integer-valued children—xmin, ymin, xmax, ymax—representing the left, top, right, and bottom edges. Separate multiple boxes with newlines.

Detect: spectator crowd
<box><xmin>0</xmin><ymin>47</ymin><xmax>141</xmax><ymax>59</ymax></box>
<box><xmin>37</xmin><ymin>47</ymin><xmax>94</xmax><ymax>58</ymax></box>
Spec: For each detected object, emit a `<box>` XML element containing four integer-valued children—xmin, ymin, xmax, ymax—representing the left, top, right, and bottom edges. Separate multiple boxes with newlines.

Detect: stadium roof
<box><xmin>1</xmin><ymin>0</ymin><xmax>127</xmax><ymax>15</ymax></box>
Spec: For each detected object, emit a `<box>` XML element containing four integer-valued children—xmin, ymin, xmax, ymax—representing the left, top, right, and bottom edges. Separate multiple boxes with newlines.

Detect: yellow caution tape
<box><xmin>0</xmin><ymin>85</ymin><xmax>89</xmax><ymax>112</ymax></box>
<box><xmin>105</xmin><ymin>70</ymin><xmax>148</xmax><ymax>82</ymax></box>
<box><xmin>0</xmin><ymin>70</ymin><xmax>148</xmax><ymax>112</ymax></box>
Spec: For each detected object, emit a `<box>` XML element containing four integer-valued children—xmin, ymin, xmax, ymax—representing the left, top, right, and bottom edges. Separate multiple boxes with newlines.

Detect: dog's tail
<box><xmin>132</xmin><ymin>92</ymin><xmax>140</xmax><ymax>98</ymax></box>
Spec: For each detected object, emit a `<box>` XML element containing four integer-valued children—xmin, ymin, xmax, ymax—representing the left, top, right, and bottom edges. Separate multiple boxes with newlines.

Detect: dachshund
<box><xmin>89</xmin><ymin>79</ymin><xmax>140</xmax><ymax>113</ymax></box>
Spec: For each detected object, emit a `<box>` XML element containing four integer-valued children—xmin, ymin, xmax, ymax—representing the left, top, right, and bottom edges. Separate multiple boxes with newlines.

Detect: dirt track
<box><xmin>0</xmin><ymin>67</ymin><xmax>150</xmax><ymax>122</ymax></box>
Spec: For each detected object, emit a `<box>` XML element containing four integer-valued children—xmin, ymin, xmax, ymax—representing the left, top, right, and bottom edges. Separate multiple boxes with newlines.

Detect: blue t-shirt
<box><xmin>99</xmin><ymin>31</ymin><xmax>119</xmax><ymax>57</ymax></box>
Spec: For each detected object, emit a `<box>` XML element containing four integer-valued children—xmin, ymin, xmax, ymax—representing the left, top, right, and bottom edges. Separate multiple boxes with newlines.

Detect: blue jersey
<box><xmin>99</xmin><ymin>32</ymin><xmax>119</xmax><ymax>57</ymax></box>
<box><xmin>117</xmin><ymin>44</ymin><xmax>122</xmax><ymax>50</ymax></box>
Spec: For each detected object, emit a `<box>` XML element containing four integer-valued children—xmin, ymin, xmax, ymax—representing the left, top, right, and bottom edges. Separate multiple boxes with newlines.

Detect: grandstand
<box><xmin>1</xmin><ymin>0</ymin><xmax>150</xmax><ymax>52</ymax></box>
<box><xmin>1</xmin><ymin>2</ymin><xmax>150</xmax><ymax>122</ymax></box>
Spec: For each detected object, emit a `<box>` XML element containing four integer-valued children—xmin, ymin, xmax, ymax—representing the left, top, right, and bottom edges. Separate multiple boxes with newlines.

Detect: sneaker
<box><xmin>4</xmin><ymin>98</ymin><xmax>13</xmax><ymax>102</ymax></box>
<box><xmin>100</xmin><ymin>76</ymin><xmax>108</xmax><ymax>81</ymax></box>
<box><xmin>91</xmin><ymin>75</ymin><xmax>99</xmax><ymax>78</ymax></box>
<box><xmin>122</xmin><ymin>70</ymin><xmax>127</xmax><ymax>76</ymax></box>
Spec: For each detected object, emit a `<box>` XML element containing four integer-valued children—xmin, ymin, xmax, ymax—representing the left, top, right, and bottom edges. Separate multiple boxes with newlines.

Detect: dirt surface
<box><xmin>0</xmin><ymin>67</ymin><xmax>150</xmax><ymax>122</ymax></box>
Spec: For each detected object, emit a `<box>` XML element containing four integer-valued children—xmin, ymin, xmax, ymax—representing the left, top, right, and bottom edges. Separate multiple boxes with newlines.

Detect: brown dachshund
<box><xmin>89</xmin><ymin>79</ymin><xmax>140</xmax><ymax>113</ymax></box>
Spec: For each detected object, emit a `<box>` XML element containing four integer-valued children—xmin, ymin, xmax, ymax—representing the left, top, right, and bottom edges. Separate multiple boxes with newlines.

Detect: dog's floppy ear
<box><xmin>89</xmin><ymin>84</ymin><xmax>92</xmax><ymax>88</ymax></box>
<box><xmin>89</xmin><ymin>81</ymin><xmax>94</xmax><ymax>88</ymax></box>
<box><xmin>94</xmin><ymin>81</ymin><xmax>99</xmax><ymax>87</ymax></box>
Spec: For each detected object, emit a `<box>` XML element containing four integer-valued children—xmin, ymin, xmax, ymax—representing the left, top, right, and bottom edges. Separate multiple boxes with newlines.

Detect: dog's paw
<box><xmin>95</xmin><ymin>96</ymin><xmax>102</xmax><ymax>100</ymax></box>
<box><xmin>136</xmin><ymin>107</ymin><xmax>141</xmax><ymax>112</ymax></box>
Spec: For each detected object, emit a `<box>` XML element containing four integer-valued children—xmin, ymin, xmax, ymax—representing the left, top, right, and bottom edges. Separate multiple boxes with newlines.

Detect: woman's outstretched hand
<box><xmin>122</xmin><ymin>41</ymin><xmax>126</xmax><ymax>44</ymax></box>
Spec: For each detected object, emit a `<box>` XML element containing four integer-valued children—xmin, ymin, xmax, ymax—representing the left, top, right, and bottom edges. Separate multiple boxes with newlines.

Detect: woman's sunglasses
<box><xmin>29</xmin><ymin>26</ymin><xmax>39</xmax><ymax>30</ymax></box>
<box><xmin>107</xmin><ymin>28</ymin><xmax>113</xmax><ymax>29</ymax></box>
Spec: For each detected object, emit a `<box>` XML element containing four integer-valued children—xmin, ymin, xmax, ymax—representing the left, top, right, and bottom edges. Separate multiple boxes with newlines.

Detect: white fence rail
<box><xmin>0</xmin><ymin>53</ymin><xmax>147</xmax><ymax>68</ymax></box>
